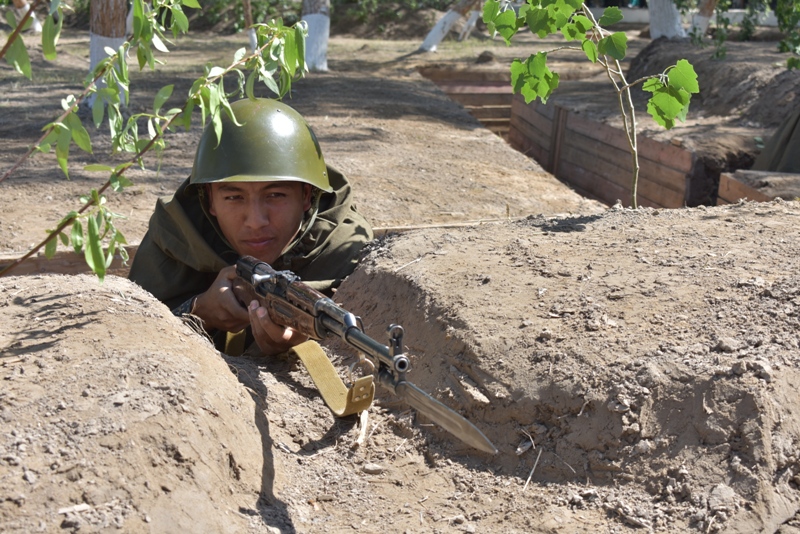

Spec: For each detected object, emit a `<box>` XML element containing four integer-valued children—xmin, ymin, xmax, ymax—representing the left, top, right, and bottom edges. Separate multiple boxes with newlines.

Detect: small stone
<box><xmin>23</xmin><ymin>470</ymin><xmax>37</xmax><ymax>484</ymax></box>
<box><xmin>751</xmin><ymin>360</ymin><xmax>773</xmax><ymax>382</ymax></box>
<box><xmin>715</xmin><ymin>337</ymin><xmax>741</xmax><ymax>353</ymax></box>
<box><xmin>732</xmin><ymin>361</ymin><xmax>748</xmax><ymax>376</ymax></box>
<box><xmin>708</xmin><ymin>484</ymin><xmax>737</xmax><ymax>512</ymax></box>
<box><xmin>451</xmin><ymin>514</ymin><xmax>466</xmax><ymax>524</ymax></box>
<box><xmin>362</xmin><ymin>463</ymin><xmax>385</xmax><ymax>475</ymax></box>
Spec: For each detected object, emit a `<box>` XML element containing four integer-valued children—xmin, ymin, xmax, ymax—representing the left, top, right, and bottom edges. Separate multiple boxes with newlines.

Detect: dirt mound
<box><xmin>331</xmin><ymin>5</ymin><xmax>441</xmax><ymax>40</ymax></box>
<box><xmin>3</xmin><ymin>200</ymin><xmax>800</xmax><ymax>533</ymax></box>
<box><xmin>334</xmin><ymin>199</ymin><xmax>800</xmax><ymax>533</ymax></box>
<box><xmin>627</xmin><ymin>37</ymin><xmax>800</xmax><ymax>130</ymax></box>
<box><xmin>0</xmin><ymin>276</ymin><xmax>268</xmax><ymax>532</ymax></box>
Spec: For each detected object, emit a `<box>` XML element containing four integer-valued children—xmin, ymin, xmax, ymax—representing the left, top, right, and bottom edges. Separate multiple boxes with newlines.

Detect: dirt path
<box><xmin>2</xmin><ymin>24</ymin><xmax>800</xmax><ymax>534</ymax></box>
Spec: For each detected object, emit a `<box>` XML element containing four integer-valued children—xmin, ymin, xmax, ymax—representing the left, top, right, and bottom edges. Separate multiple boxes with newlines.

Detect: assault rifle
<box><xmin>233</xmin><ymin>255</ymin><xmax>497</xmax><ymax>455</ymax></box>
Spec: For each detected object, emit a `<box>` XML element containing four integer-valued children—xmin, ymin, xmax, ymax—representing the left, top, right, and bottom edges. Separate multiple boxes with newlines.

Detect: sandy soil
<box><xmin>2</xmin><ymin>19</ymin><xmax>800</xmax><ymax>534</ymax></box>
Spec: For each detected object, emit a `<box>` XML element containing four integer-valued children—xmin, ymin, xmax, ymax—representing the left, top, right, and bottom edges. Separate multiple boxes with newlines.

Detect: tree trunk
<box><xmin>458</xmin><ymin>9</ymin><xmax>481</xmax><ymax>41</ymax></box>
<box><xmin>691</xmin><ymin>0</ymin><xmax>718</xmax><ymax>37</ymax></box>
<box><xmin>89</xmin><ymin>0</ymin><xmax>128</xmax><ymax>107</ymax></box>
<box><xmin>11</xmin><ymin>0</ymin><xmax>42</xmax><ymax>33</ymax></box>
<box><xmin>242</xmin><ymin>0</ymin><xmax>258</xmax><ymax>52</ymax></box>
<box><xmin>648</xmin><ymin>0</ymin><xmax>686</xmax><ymax>39</ymax></box>
<box><xmin>302</xmin><ymin>0</ymin><xmax>330</xmax><ymax>72</ymax></box>
<box><xmin>420</xmin><ymin>0</ymin><xmax>482</xmax><ymax>52</ymax></box>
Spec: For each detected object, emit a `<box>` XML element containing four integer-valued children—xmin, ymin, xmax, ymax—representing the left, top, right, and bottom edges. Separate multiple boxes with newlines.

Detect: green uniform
<box><xmin>128</xmin><ymin>166</ymin><xmax>373</xmax><ymax>311</ymax></box>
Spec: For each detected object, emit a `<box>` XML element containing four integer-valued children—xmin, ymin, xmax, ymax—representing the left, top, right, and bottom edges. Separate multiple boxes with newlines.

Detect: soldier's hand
<box><xmin>192</xmin><ymin>266</ymin><xmax>250</xmax><ymax>332</ymax></box>
<box><xmin>248</xmin><ymin>300</ymin><xmax>309</xmax><ymax>357</ymax></box>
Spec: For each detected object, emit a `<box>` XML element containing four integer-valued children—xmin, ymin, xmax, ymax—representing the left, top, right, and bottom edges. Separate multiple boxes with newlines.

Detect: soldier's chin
<box><xmin>239</xmin><ymin>244</ymin><xmax>279</xmax><ymax>265</ymax></box>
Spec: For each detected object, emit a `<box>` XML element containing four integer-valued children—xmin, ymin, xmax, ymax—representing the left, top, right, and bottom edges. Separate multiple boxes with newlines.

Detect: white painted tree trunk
<box><xmin>302</xmin><ymin>0</ymin><xmax>330</xmax><ymax>72</ymax></box>
<box><xmin>420</xmin><ymin>11</ymin><xmax>462</xmax><ymax>52</ymax></box>
<box><xmin>649</xmin><ymin>0</ymin><xmax>687</xmax><ymax>39</ymax></box>
<box><xmin>458</xmin><ymin>10</ymin><xmax>481</xmax><ymax>41</ymax></box>
<box><xmin>420</xmin><ymin>0</ymin><xmax>483</xmax><ymax>52</ymax></box>
<box><xmin>691</xmin><ymin>0</ymin><xmax>718</xmax><ymax>37</ymax></box>
<box><xmin>89</xmin><ymin>0</ymin><xmax>128</xmax><ymax>108</ymax></box>
<box><xmin>241</xmin><ymin>0</ymin><xmax>258</xmax><ymax>52</ymax></box>
<box><xmin>303</xmin><ymin>14</ymin><xmax>330</xmax><ymax>71</ymax></box>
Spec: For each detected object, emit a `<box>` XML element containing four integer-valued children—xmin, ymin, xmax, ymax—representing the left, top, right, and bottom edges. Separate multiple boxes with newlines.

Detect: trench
<box><xmin>418</xmin><ymin>65</ymin><xmax>769</xmax><ymax>210</ymax></box>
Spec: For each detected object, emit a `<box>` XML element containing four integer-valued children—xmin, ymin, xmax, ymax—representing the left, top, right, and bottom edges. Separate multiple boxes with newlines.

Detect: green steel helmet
<box><xmin>190</xmin><ymin>98</ymin><xmax>332</xmax><ymax>193</ymax></box>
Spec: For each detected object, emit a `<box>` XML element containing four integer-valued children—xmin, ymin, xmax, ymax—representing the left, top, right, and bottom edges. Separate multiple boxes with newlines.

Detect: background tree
<box><xmin>302</xmin><ymin>0</ymin><xmax>329</xmax><ymax>71</ymax></box>
<box><xmin>89</xmin><ymin>0</ymin><xmax>128</xmax><ymax>107</ymax></box>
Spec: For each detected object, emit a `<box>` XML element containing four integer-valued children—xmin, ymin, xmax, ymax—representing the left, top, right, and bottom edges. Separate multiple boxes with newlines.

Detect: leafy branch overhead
<box><xmin>0</xmin><ymin>0</ymin><xmax>308</xmax><ymax>280</ymax></box>
<box><xmin>483</xmin><ymin>0</ymin><xmax>698</xmax><ymax>130</ymax></box>
<box><xmin>482</xmin><ymin>0</ymin><xmax>699</xmax><ymax>208</ymax></box>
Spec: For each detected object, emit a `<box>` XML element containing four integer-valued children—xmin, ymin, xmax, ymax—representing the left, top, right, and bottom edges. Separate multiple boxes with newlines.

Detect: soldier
<box><xmin>129</xmin><ymin>98</ymin><xmax>373</xmax><ymax>356</ymax></box>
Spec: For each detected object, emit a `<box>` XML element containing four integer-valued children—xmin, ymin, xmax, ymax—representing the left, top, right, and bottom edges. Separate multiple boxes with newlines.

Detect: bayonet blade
<box><xmin>395</xmin><ymin>380</ymin><xmax>498</xmax><ymax>455</ymax></box>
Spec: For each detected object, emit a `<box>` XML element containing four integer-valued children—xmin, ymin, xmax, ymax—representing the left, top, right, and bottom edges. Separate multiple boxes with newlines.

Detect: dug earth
<box><xmin>2</xmin><ymin>24</ymin><xmax>800</xmax><ymax>534</ymax></box>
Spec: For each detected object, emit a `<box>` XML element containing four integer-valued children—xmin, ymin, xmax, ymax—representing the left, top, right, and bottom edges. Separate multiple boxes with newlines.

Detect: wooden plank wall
<box><xmin>509</xmin><ymin>94</ymin><xmax>696</xmax><ymax>208</ymax></box>
<box><xmin>419</xmin><ymin>68</ymin><xmax>513</xmax><ymax>138</ymax></box>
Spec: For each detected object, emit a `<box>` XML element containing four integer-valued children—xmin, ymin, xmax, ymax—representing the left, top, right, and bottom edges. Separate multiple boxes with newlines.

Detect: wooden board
<box><xmin>467</xmin><ymin>105</ymin><xmax>512</xmax><ymax>120</ymax></box>
<box><xmin>447</xmin><ymin>93</ymin><xmax>512</xmax><ymax>107</ymax></box>
<box><xmin>563</xmin><ymin>130</ymin><xmax>687</xmax><ymax>198</ymax></box>
<box><xmin>717</xmin><ymin>173</ymin><xmax>776</xmax><ymax>204</ymax></box>
<box><xmin>566</xmin><ymin>113</ymin><xmax>694</xmax><ymax>174</ymax></box>
<box><xmin>559</xmin><ymin>144</ymin><xmax>685</xmax><ymax>208</ymax></box>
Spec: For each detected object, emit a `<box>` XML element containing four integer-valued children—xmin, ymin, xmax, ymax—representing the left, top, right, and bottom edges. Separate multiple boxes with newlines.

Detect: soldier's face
<box><xmin>208</xmin><ymin>181</ymin><xmax>312</xmax><ymax>264</ymax></box>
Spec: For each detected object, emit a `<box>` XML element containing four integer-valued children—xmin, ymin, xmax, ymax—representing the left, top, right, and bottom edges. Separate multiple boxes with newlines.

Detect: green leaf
<box><xmin>582</xmin><ymin>39</ymin><xmax>598</xmax><ymax>63</ymax></box>
<box><xmin>483</xmin><ymin>0</ymin><xmax>500</xmax><ymax>25</ymax></box>
<box><xmin>526</xmin><ymin>7</ymin><xmax>555</xmax><ymax>39</ymax></box>
<box><xmin>641</xmin><ymin>77</ymin><xmax>662</xmax><ymax>93</ymax></box>
<box><xmin>182</xmin><ymin>0</ymin><xmax>201</xmax><ymax>8</ymax></box>
<box><xmin>42</xmin><ymin>14</ymin><xmax>60</xmax><ymax>60</ymax></box>
<box><xmin>208</xmin><ymin>66</ymin><xmax>226</xmax><ymax>78</ymax></box>
<box><xmin>71</xmin><ymin>220</ymin><xmax>84</xmax><ymax>253</ymax></box>
<box><xmin>646</xmin><ymin>84</ymin><xmax>691</xmax><ymax>129</ymax></box>
<box><xmin>84</xmin><ymin>164</ymin><xmax>114</xmax><ymax>172</ymax></box>
<box><xmin>132</xmin><ymin>0</ymin><xmax>144</xmax><ymax>39</ymax></box>
<box><xmin>6</xmin><ymin>33</ymin><xmax>32</xmax><ymax>79</ymax></box>
<box><xmin>92</xmin><ymin>96</ymin><xmax>105</xmax><ymax>127</ymax></box>
<box><xmin>283</xmin><ymin>30</ymin><xmax>298</xmax><ymax>77</ymax></box>
<box><xmin>561</xmin><ymin>22</ymin><xmax>582</xmax><ymax>41</ymax></box>
<box><xmin>153</xmin><ymin>84</ymin><xmax>174</xmax><ymax>114</ymax></box>
<box><xmin>85</xmin><ymin>215</ymin><xmax>106</xmax><ymax>282</ymax></box>
<box><xmin>598</xmin><ymin>6</ymin><xmax>623</xmax><ymax>26</ymax></box>
<box><xmin>234</xmin><ymin>47</ymin><xmax>247</xmax><ymax>63</ymax></box>
<box><xmin>245</xmin><ymin>70</ymin><xmax>257</xmax><ymax>99</ymax></box>
<box><xmin>667</xmin><ymin>59</ymin><xmax>699</xmax><ymax>94</ymax></box>
<box><xmin>171</xmin><ymin>5</ymin><xmax>190</xmax><ymax>33</ymax></box>
<box><xmin>598</xmin><ymin>32</ymin><xmax>628</xmax><ymax>60</ymax></box>
<box><xmin>59</xmin><ymin>231</ymin><xmax>69</xmax><ymax>246</ymax></box>
<box><xmin>493</xmin><ymin>8</ymin><xmax>520</xmax><ymax>43</ymax></box>
<box><xmin>66</xmin><ymin>113</ymin><xmax>92</xmax><ymax>154</ymax></box>
<box><xmin>511</xmin><ymin>53</ymin><xmax>559</xmax><ymax>104</ymax></box>
<box><xmin>45</xmin><ymin>233</ymin><xmax>58</xmax><ymax>259</ymax></box>
<box><xmin>259</xmin><ymin>71</ymin><xmax>278</xmax><ymax>95</ymax></box>
<box><xmin>110</xmin><ymin>173</ymin><xmax>134</xmax><ymax>192</ymax></box>
<box><xmin>572</xmin><ymin>15</ymin><xmax>593</xmax><ymax>33</ymax></box>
